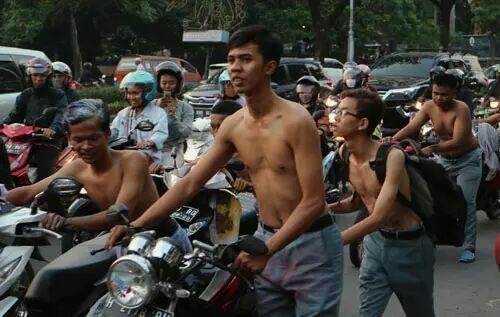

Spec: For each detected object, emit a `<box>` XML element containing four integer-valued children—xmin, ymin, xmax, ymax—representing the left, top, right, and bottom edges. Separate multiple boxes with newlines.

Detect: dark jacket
<box><xmin>2</xmin><ymin>86</ymin><xmax>68</xmax><ymax>134</ymax></box>
<box><xmin>65</xmin><ymin>88</ymin><xmax>80</xmax><ymax>104</ymax></box>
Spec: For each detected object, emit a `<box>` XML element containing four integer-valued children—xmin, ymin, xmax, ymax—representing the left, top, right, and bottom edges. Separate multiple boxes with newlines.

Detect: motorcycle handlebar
<box><xmin>192</xmin><ymin>240</ymin><xmax>215</xmax><ymax>253</ymax></box>
<box><xmin>24</xmin><ymin>227</ymin><xmax>63</xmax><ymax>239</ymax></box>
<box><xmin>31</xmin><ymin>133</ymin><xmax>54</xmax><ymax>142</ymax></box>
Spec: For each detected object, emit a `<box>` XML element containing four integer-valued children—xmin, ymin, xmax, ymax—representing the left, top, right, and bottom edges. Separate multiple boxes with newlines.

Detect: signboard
<box><xmin>182</xmin><ymin>30</ymin><xmax>230</xmax><ymax>44</ymax></box>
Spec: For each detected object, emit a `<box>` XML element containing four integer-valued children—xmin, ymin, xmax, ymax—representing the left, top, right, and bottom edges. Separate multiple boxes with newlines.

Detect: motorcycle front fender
<box><xmin>0</xmin><ymin>296</ymin><xmax>18</xmax><ymax>316</ymax></box>
<box><xmin>0</xmin><ymin>246</ymin><xmax>33</xmax><ymax>296</ymax></box>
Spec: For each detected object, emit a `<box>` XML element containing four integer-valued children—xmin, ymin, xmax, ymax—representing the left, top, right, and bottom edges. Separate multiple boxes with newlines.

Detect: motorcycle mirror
<box><xmin>46</xmin><ymin>177</ymin><xmax>83</xmax><ymax>200</ymax></box>
<box><xmin>135</xmin><ymin>120</ymin><xmax>155</xmax><ymax>132</ymax></box>
<box><xmin>238</xmin><ymin>235</ymin><xmax>268</xmax><ymax>256</ymax></box>
<box><xmin>67</xmin><ymin>198</ymin><xmax>100</xmax><ymax>217</ymax></box>
<box><xmin>106</xmin><ymin>203</ymin><xmax>130</xmax><ymax>225</ymax></box>
<box><xmin>108</xmin><ymin>137</ymin><xmax>130</xmax><ymax>150</ymax></box>
<box><xmin>225</xmin><ymin>158</ymin><xmax>245</xmax><ymax>172</ymax></box>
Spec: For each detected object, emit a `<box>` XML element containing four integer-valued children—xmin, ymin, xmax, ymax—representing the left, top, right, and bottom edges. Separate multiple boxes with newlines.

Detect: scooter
<box><xmin>87</xmin><ymin>206</ymin><xmax>265</xmax><ymax>317</ymax></box>
<box><xmin>0</xmin><ymin>107</ymin><xmax>60</xmax><ymax>186</ymax></box>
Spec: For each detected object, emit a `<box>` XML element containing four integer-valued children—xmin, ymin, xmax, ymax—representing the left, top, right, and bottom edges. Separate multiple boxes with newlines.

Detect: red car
<box><xmin>114</xmin><ymin>55</ymin><xmax>202</xmax><ymax>92</ymax></box>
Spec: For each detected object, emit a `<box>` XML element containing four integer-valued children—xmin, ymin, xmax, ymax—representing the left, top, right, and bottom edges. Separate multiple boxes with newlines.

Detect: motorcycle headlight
<box><xmin>107</xmin><ymin>254</ymin><xmax>158</xmax><ymax>309</ymax></box>
<box><xmin>490</xmin><ymin>100</ymin><xmax>499</xmax><ymax>109</ymax></box>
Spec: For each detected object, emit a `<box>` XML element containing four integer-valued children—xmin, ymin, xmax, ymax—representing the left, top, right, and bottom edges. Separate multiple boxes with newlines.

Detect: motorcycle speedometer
<box><xmin>107</xmin><ymin>254</ymin><xmax>158</xmax><ymax>309</ymax></box>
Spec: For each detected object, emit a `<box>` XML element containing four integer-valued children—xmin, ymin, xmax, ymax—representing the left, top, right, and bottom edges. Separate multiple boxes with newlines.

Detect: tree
<box><xmin>428</xmin><ymin>0</ymin><xmax>457</xmax><ymax>50</ymax></box>
<box><xmin>471</xmin><ymin>0</ymin><xmax>500</xmax><ymax>35</ymax></box>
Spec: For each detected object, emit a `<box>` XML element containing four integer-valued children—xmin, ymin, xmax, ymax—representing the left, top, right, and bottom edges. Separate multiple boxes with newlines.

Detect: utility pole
<box><xmin>347</xmin><ymin>0</ymin><xmax>355</xmax><ymax>62</ymax></box>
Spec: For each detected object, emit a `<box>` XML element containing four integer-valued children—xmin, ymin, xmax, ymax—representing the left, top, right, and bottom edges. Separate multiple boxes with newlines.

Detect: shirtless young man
<box><xmin>107</xmin><ymin>25</ymin><xmax>344</xmax><ymax>317</ymax></box>
<box><xmin>391</xmin><ymin>72</ymin><xmax>482</xmax><ymax>263</ymax></box>
<box><xmin>6</xmin><ymin>99</ymin><xmax>190</xmax><ymax>317</ymax></box>
<box><xmin>330</xmin><ymin>89</ymin><xmax>435</xmax><ymax>317</ymax></box>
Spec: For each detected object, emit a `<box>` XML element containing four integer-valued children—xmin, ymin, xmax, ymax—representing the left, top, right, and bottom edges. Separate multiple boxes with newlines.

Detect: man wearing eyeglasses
<box><xmin>329</xmin><ymin>89</ymin><xmax>435</xmax><ymax>317</ymax></box>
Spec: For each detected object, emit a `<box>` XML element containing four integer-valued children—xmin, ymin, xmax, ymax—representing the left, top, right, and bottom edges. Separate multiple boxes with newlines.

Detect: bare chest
<box><xmin>76</xmin><ymin>167</ymin><xmax>123</xmax><ymax>209</ymax></box>
<box><xmin>429</xmin><ymin>108</ymin><xmax>456</xmax><ymax>139</ymax></box>
<box><xmin>349</xmin><ymin>162</ymin><xmax>381</xmax><ymax>207</ymax></box>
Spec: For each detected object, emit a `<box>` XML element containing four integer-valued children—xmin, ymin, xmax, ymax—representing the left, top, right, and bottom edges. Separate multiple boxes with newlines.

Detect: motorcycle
<box><xmin>87</xmin><ymin>205</ymin><xmax>267</xmax><ymax>317</ymax></box>
<box><xmin>0</xmin><ymin>108</ymin><xmax>60</xmax><ymax>186</ymax></box>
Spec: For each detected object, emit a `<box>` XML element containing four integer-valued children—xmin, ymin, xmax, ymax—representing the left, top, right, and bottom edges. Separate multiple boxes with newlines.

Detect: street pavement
<box><xmin>336</xmin><ymin>211</ymin><xmax>500</xmax><ymax>317</ymax></box>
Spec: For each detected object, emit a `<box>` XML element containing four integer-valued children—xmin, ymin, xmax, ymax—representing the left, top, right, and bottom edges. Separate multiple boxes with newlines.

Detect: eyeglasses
<box><xmin>221</xmin><ymin>80</ymin><xmax>232</xmax><ymax>86</ymax></box>
<box><xmin>333</xmin><ymin>108</ymin><xmax>361</xmax><ymax>119</ymax></box>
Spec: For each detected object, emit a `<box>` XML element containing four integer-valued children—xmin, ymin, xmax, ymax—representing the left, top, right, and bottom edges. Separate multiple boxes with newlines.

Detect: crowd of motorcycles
<box><xmin>1</xmin><ymin>66</ymin><xmax>500</xmax><ymax>317</ymax></box>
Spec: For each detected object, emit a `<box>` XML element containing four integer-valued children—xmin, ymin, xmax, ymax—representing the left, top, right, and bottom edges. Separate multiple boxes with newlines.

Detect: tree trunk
<box><xmin>308</xmin><ymin>0</ymin><xmax>330</xmax><ymax>62</ymax></box>
<box><xmin>69</xmin><ymin>8</ymin><xmax>82</xmax><ymax>80</ymax></box>
<box><xmin>432</xmin><ymin>0</ymin><xmax>456</xmax><ymax>51</ymax></box>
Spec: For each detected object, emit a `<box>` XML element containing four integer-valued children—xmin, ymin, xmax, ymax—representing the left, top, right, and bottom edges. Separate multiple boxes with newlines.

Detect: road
<box><xmin>336</xmin><ymin>211</ymin><xmax>500</xmax><ymax>317</ymax></box>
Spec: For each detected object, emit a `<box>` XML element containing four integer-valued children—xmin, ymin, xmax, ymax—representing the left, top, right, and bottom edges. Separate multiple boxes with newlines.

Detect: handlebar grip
<box><xmin>31</xmin><ymin>133</ymin><xmax>54</xmax><ymax>142</ymax></box>
<box><xmin>192</xmin><ymin>240</ymin><xmax>215</xmax><ymax>253</ymax></box>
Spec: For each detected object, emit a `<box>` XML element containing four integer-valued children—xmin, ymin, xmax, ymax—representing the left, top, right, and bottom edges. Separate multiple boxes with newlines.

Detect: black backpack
<box><xmin>339</xmin><ymin>140</ymin><xmax>467</xmax><ymax>246</ymax></box>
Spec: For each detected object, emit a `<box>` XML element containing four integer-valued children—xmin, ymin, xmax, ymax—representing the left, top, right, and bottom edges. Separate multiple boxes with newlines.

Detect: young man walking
<box><xmin>107</xmin><ymin>25</ymin><xmax>344</xmax><ymax>316</ymax></box>
<box><xmin>330</xmin><ymin>89</ymin><xmax>435</xmax><ymax>317</ymax></box>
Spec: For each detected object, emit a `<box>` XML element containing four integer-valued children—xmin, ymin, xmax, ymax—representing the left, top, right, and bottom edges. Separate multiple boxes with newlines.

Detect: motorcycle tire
<box><xmin>484</xmin><ymin>188</ymin><xmax>500</xmax><ymax>220</ymax></box>
<box><xmin>349</xmin><ymin>208</ymin><xmax>368</xmax><ymax>268</ymax></box>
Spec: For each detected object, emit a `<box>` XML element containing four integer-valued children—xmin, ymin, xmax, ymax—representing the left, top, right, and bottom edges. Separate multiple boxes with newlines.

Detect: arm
<box><xmin>110</xmin><ymin>109</ymin><xmax>127</xmax><ymax>139</ymax></box>
<box><xmin>49</xmin><ymin>92</ymin><xmax>68</xmax><ymax>133</ymax></box>
<box><xmin>475</xmin><ymin>113</ymin><xmax>500</xmax><ymax>127</ymax></box>
<box><xmin>148</xmin><ymin>109</ymin><xmax>169</xmax><ymax>150</ymax></box>
<box><xmin>341</xmin><ymin>149</ymin><xmax>405</xmax><ymax>245</ymax></box>
<box><xmin>264</xmin><ymin>115</ymin><xmax>326</xmax><ymax>255</ymax></box>
<box><xmin>66</xmin><ymin>152</ymin><xmax>151</xmax><ymax>231</ymax></box>
<box><xmin>328</xmin><ymin>194</ymin><xmax>362</xmax><ymax>214</ymax></box>
<box><xmin>426</xmin><ymin>104</ymin><xmax>472</xmax><ymax>154</ymax></box>
<box><xmin>131</xmin><ymin>118</ymin><xmax>237</xmax><ymax>229</ymax></box>
<box><xmin>168</xmin><ymin>101</ymin><xmax>194</xmax><ymax>141</ymax></box>
<box><xmin>392</xmin><ymin>102</ymin><xmax>430</xmax><ymax>141</ymax></box>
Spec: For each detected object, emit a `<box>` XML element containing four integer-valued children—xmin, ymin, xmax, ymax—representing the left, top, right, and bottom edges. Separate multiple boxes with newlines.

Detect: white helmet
<box><xmin>52</xmin><ymin>61</ymin><xmax>72</xmax><ymax>78</ymax></box>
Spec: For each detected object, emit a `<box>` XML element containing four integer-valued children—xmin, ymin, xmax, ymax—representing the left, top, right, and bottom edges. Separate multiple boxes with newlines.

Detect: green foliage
<box><xmin>472</xmin><ymin>0</ymin><xmax>500</xmax><ymax>34</ymax></box>
<box><xmin>78</xmin><ymin>86</ymin><xmax>124</xmax><ymax>105</ymax></box>
<box><xmin>108</xmin><ymin>101</ymin><xmax>130</xmax><ymax>115</ymax></box>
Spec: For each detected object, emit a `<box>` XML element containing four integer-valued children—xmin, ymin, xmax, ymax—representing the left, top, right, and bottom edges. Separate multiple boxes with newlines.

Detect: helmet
<box><xmin>357</xmin><ymin>64</ymin><xmax>371</xmax><ymax>76</ymax></box>
<box><xmin>52</xmin><ymin>61</ymin><xmax>72</xmax><ymax>78</ymax></box>
<box><xmin>120</xmin><ymin>71</ymin><xmax>157</xmax><ymax>102</ymax></box>
<box><xmin>445</xmin><ymin>69</ymin><xmax>465</xmax><ymax>89</ymax></box>
<box><xmin>429</xmin><ymin>66</ymin><xmax>446</xmax><ymax>80</ymax></box>
<box><xmin>296</xmin><ymin>76</ymin><xmax>320</xmax><ymax>104</ymax></box>
<box><xmin>343</xmin><ymin>67</ymin><xmax>364</xmax><ymax>89</ymax></box>
<box><xmin>218</xmin><ymin>70</ymin><xmax>231</xmax><ymax>95</ymax></box>
<box><xmin>343</xmin><ymin>61</ymin><xmax>358</xmax><ymax>71</ymax></box>
<box><xmin>52</xmin><ymin>61</ymin><xmax>72</xmax><ymax>89</ymax></box>
<box><xmin>436</xmin><ymin>57</ymin><xmax>452</xmax><ymax>70</ymax></box>
<box><xmin>155</xmin><ymin>61</ymin><xmax>184</xmax><ymax>95</ymax></box>
<box><xmin>296</xmin><ymin>75</ymin><xmax>320</xmax><ymax>89</ymax></box>
<box><xmin>83</xmin><ymin>62</ymin><xmax>93</xmax><ymax>70</ymax></box>
<box><xmin>26</xmin><ymin>57</ymin><xmax>52</xmax><ymax>75</ymax></box>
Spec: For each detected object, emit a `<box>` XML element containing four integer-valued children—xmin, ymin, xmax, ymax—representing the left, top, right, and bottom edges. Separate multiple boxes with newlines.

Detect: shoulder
<box><xmin>385</xmin><ymin>147</ymin><xmax>406</xmax><ymax>170</ymax></box>
<box><xmin>453</xmin><ymin>100</ymin><xmax>472</xmax><ymax>116</ymax></box>
<box><xmin>116</xmin><ymin>106</ymin><xmax>130</xmax><ymax>117</ymax></box>
<box><xmin>119</xmin><ymin>151</ymin><xmax>149</xmax><ymax>169</ymax></box>
<box><xmin>59</xmin><ymin>158</ymin><xmax>87</xmax><ymax>176</ymax></box>
<box><xmin>282</xmin><ymin>98</ymin><xmax>315</xmax><ymax>129</ymax></box>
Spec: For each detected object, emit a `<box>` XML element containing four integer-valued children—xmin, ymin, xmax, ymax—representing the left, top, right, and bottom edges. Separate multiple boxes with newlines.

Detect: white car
<box><xmin>0</xmin><ymin>46</ymin><xmax>50</xmax><ymax>120</ymax></box>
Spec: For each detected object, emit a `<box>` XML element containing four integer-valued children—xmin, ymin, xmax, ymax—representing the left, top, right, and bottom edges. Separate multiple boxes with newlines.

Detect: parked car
<box><xmin>113</xmin><ymin>55</ymin><xmax>202</xmax><ymax>91</ymax></box>
<box><xmin>0</xmin><ymin>46</ymin><xmax>50</xmax><ymax>120</ymax></box>
<box><xmin>306</xmin><ymin>57</ymin><xmax>343</xmax><ymax>86</ymax></box>
<box><xmin>183</xmin><ymin>58</ymin><xmax>329</xmax><ymax>118</ymax></box>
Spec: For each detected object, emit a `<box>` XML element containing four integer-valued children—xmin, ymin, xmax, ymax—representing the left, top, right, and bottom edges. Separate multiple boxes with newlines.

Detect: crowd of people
<box><xmin>1</xmin><ymin>24</ymin><xmax>500</xmax><ymax>317</ymax></box>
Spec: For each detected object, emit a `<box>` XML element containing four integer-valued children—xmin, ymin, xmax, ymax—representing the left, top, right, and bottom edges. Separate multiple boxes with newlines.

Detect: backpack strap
<box><xmin>370</xmin><ymin>143</ymin><xmax>413</xmax><ymax>209</ymax></box>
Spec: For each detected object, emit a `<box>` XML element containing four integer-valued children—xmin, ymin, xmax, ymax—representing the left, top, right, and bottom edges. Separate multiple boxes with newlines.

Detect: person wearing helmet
<box><xmin>215</xmin><ymin>69</ymin><xmax>246</xmax><ymax>106</ymax></box>
<box><xmin>421</xmin><ymin>66</ymin><xmax>447</xmax><ymax>101</ymax></box>
<box><xmin>446</xmin><ymin>68</ymin><xmax>475</xmax><ymax>113</ymax></box>
<box><xmin>357</xmin><ymin>64</ymin><xmax>377</xmax><ymax>93</ymax></box>
<box><xmin>1</xmin><ymin>57</ymin><xmax>68</xmax><ymax>181</ymax></box>
<box><xmin>111</xmin><ymin>71</ymin><xmax>169</xmax><ymax>168</ymax></box>
<box><xmin>152</xmin><ymin>61</ymin><xmax>194</xmax><ymax>171</ymax></box>
<box><xmin>135</xmin><ymin>57</ymin><xmax>146</xmax><ymax>71</ymax></box>
<box><xmin>485</xmin><ymin>65</ymin><xmax>500</xmax><ymax>103</ymax></box>
<box><xmin>332</xmin><ymin>67</ymin><xmax>365</xmax><ymax>96</ymax></box>
<box><xmin>52</xmin><ymin>61</ymin><xmax>80</xmax><ymax>104</ymax></box>
<box><xmin>79</xmin><ymin>62</ymin><xmax>101</xmax><ymax>86</ymax></box>
<box><xmin>296</xmin><ymin>75</ymin><xmax>322</xmax><ymax>114</ymax></box>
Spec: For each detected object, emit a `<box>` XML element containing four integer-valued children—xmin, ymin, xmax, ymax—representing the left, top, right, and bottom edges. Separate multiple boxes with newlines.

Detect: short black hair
<box><xmin>228</xmin><ymin>25</ymin><xmax>283</xmax><ymax>64</ymax></box>
<box><xmin>341</xmin><ymin>89</ymin><xmax>385</xmax><ymax>135</ymax></box>
<box><xmin>433</xmin><ymin>72</ymin><xmax>458</xmax><ymax>90</ymax></box>
<box><xmin>63</xmin><ymin>99</ymin><xmax>110</xmax><ymax>133</ymax></box>
<box><xmin>211</xmin><ymin>100</ymin><xmax>242</xmax><ymax>116</ymax></box>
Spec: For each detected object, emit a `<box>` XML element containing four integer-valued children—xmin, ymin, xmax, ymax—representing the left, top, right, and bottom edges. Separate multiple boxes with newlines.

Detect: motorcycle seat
<box><xmin>25</xmin><ymin>233</ymin><xmax>116</xmax><ymax>305</ymax></box>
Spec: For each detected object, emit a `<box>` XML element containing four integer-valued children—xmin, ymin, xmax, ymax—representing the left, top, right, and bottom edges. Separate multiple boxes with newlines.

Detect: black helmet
<box><xmin>296</xmin><ymin>75</ymin><xmax>320</xmax><ymax>89</ymax></box>
<box><xmin>429</xmin><ymin>66</ymin><xmax>446</xmax><ymax>80</ymax></box>
<box><xmin>436</xmin><ymin>57</ymin><xmax>452</xmax><ymax>70</ymax></box>
<box><xmin>83</xmin><ymin>62</ymin><xmax>93</xmax><ymax>70</ymax></box>
<box><xmin>343</xmin><ymin>67</ymin><xmax>364</xmax><ymax>89</ymax></box>
<box><xmin>155</xmin><ymin>61</ymin><xmax>184</xmax><ymax>95</ymax></box>
<box><xmin>296</xmin><ymin>75</ymin><xmax>320</xmax><ymax>105</ymax></box>
<box><xmin>445</xmin><ymin>69</ymin><xmax>465</xmax><ymax>89</ymax></box>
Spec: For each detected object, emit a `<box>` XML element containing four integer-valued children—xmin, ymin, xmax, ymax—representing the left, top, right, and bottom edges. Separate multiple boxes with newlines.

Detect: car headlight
<box><xmin>107</xmin><ymin>254</ymin><xmax>158</xmax><ymax>309</ymax></box>
<box><xmin>383</xmin><ymin>85</ymin><xmax>425</xmax><ymax>101</ymax></box>
<box><xmin>0</xmin><ymin>256</ymin><xmax>22</xmax><ymax>285</ymax></box>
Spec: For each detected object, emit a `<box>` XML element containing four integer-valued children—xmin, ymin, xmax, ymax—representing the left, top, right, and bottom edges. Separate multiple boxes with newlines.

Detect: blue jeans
<box><xmin>360</xmin><ymin>227</ymin><xmax>435</xmax><ymax>317</ymax></box>
<box><xmin>253</xmin><ymin>219</ymin><xmax>344</xmax><ymax>317</ymax></box>
<box><xmin>439</xmin><ymin>147</ymin><xmax>483</xmax><ymax>251</ymax></box>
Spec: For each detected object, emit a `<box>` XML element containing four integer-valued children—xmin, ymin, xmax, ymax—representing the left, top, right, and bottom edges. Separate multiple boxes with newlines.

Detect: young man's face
<box><xmin>210</xmin><ymin>113</ymin><xmax>228</xmax><ymax>137</ymax></box>
<box><xmin>330</xmin><ymin>97</ymin><xmax>366</xmax><ymax>138</ymax></box>
<box><xmin>227</xmin><ymin>42</ymin><xmax>277</xmax><ymax>95</ymax></box>
<box><xmin>432</xmin><ymin>84</ymin><xmax>455</xmax><ymax>107</ymax></box>
<box><xmin>126</xmin><ymin>85</ymin><xmax>145</xmax><ymax>108</ymax></box>
<box><xmin>31</xmin><ymin>72</ymin><xmax>49</xmax><ymax>88</ymax></box>
<box><xmin>68</xmin><ymin>117</ymin><xmax>110</xmax><ymax>164</ymax></box>
<box><xmin>160</xmin><ymin>74</ymin><xmax>178</xmax><ymax>94</ymax></box>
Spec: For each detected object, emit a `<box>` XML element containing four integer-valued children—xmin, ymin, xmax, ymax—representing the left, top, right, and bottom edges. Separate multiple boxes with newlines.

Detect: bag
<box><xmin>339</xmin><ymin>139</ymin><xmax>467</xmax><ymax>246</ymax></box>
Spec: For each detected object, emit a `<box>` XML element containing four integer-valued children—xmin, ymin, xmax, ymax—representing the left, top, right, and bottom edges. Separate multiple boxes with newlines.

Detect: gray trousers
<box><xmin>359</xmin><ymin>228</ymin><xmax>435</xmax><ymax>317</ymax></box>
<box><xmin>254</xmin><ymin>221</ymin><xmax>344</xmax><ymax>317</ymax></box>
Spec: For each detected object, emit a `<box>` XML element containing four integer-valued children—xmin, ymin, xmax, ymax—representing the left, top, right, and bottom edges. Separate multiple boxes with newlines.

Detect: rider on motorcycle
<box><xmin>215</xmin><ymin>69</ymin><xmax>246</xmax><ymax>106</ymax></box>
<box><xmin>296</xmin><ymin>75</ymin><xmax>323</xmax><ymax>115</ymax></box>
<box><xmin>421</xmin><ymin>66</ymin><xmax>447</xmax><ymax>100</ymax></box>
<box><xmin>485</xmin><ymin>65</ymin><xmax>500</xmax><ymax>104</ymax></box>
<box><xmin>52</xmin><ymin>61</ymin><xmax>80</xmax><ymax>104</ymax></box>
<box><xmin>111</xmin><ymin>71</ymin><xmax>169</xmax><ymax>169</ymax></box>
<box><xmin>332</xmin><ymin>67</ymin><xmax>365</xmax><ymax>96</ymax></box>
<box><xmin>446</xmin><ymin>68</ymin><xmax>475</xmax><ymax>113</ymax></box>
<box><xmin>152</xmin><ymin>61</ymin><xmax>194</xmax><ymax>172</ymax></box>
<box><xmin>357</xmin><ymin>64</ymin><xmax>377</xmax><ymax>93</ymax></box>
<box><xmin>1</xmin><ymin>57</ymin><xmax>68</xmax><ymax>182</ymax></box>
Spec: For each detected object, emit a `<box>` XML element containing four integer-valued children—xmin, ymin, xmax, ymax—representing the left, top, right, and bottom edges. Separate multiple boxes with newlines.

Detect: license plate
<box><xmin>171</xmin><ymin>206</ymin><xmax>199</xmax><ymax>223</ymax></box>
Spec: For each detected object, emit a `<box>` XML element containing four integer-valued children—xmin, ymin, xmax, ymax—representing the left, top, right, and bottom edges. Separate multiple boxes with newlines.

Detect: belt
<box><xmin>379</xmin><ymin>225</ymin><xmax>424</xmax><ymax>240</ymax></box>
<box><xmin>261</xmin><ymin>214</ymin><xmax>335</xmax><ymax>234</ymax></box>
